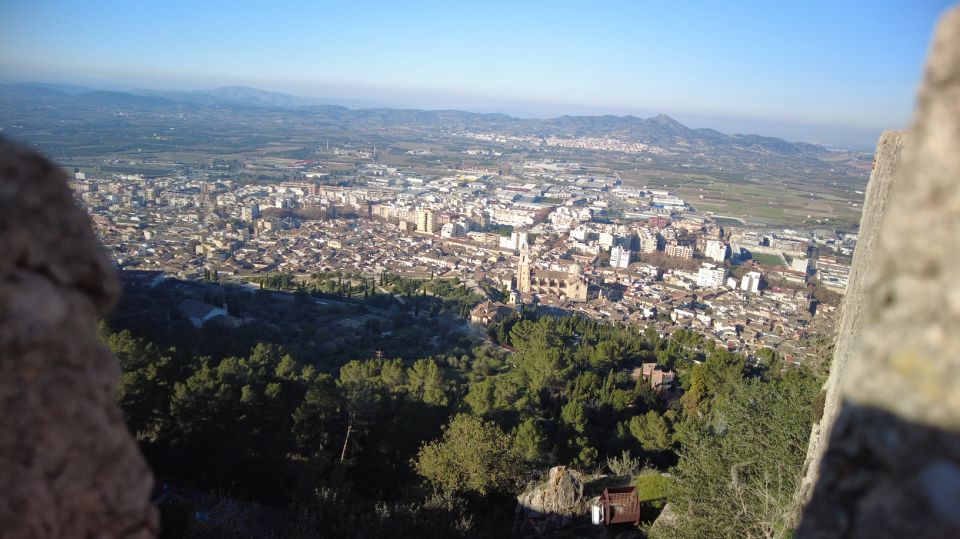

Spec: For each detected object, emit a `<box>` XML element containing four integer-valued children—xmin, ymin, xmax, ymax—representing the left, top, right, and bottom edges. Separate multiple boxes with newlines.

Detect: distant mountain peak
<box><xmin>651</xmin><ymin>113</ymin><xmax>684</xmax><ymax>129</ymax></box>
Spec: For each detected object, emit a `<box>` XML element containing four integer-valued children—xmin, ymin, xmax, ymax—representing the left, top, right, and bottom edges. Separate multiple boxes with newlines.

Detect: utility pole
<box><xmin>340</xmin><ymin>424</ymin><xmax>353</xmax><ymax>462</ymax></box>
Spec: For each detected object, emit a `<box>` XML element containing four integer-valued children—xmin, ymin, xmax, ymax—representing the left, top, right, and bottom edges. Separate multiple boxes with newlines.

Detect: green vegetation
<box><xmin>106</xmin><ymin>273</ymin><xmax>823</xmax><ymax>537</ymax></box>
<box><xmin>487</xmin><ymin>223</ymin><xmax>514</xmax><ymax>237</ymax></box>
<box><xmin>635</xmin><ymin>469</ymin><xmax>672</xmax><ymax>507</ymax></box>
<box><xmin>749</xmin><ymin>252</ymin><xmax>787</xmax><ymax>267</ymax></box>
<box><xmin>414</xmin><ymin>414</ymin><xmax>523</xmax><ymax>497</ymax></box>
<box><xmin>654</xmin><ymin>373</ymin><xmax>820</xmax><ymax>539</ymax></box>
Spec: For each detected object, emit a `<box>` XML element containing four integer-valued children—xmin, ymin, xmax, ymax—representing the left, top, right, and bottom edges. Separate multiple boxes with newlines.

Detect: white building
<box><xmin>704</xmin><ymin>239</ymin><xmax>728</xmax><ymax>262</ymax></box>
<box><xmin>636</xmin><ymin>228</ymin><xmax>659</xmax><ymax>254</ymax></box>
<box><xmin>599</xmin><ymin>231</ymin><xmax>615</xmax><ymax>249</ymax></box>
<box><xmin>696</xmin><ymin>263</ymin><xmax>727</xmax><ymax>288</ymax></box>
<box><xmin>548</xmin><ymin>206</ymin><xmax>590</xmax><ymax>231</ymax></box>
<box><xmin>790</xmin><ymin>255</ymin><xmax>809</xmax><ymax>274</ymax></box>
<box><xmin>740</xmin><ymin>271</ymin><xmax>762</xmax><ymax>294</ymax></box>
<box><xmin>610</xmin><ymin>245</ymin><xmax>631</xmax><ymax>269</ymax></box>
<box><xmin>652</xmin><ymin>194</ymin><xmax>687</xmax><ymax>207</ymax></box>
<box><xmin>570</xmin><ymin>226</ymin><xmax>589</xmax><ymax>242</ymax></box>
<box><xmin>440</xmin><ymin>222</ymin><xmax>465</xmax><ymax>239</ymax></box>
<box><xmin>499</xmin><ymin>230</ymin><xmax>529</xmax><ymax>252</ymax></box>
<box><xmin>176</xmin><ymin>299</ymin><xmax>228</xmax><ymax>328</ymax></box>
<box><xmin>490</xmin><ymin>207</ymin><xmax>536</xmax><ymax>227</ymax></box>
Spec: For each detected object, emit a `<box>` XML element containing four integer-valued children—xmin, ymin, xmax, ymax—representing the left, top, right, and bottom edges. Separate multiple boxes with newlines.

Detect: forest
<box><xmin>106</xmin><ymin>271</ymin><xmax>823</xmax><ymax>538</ymax></box>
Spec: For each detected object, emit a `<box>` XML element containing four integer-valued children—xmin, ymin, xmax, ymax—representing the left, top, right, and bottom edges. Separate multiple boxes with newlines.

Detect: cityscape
<box><xmin>2</xmin><ymin>1</ymin><xmax>953</xmax><ymax>538</ymax></box>
<box><xmin>1</xmin><ymin>77</ymin><xmax>871</xmax><ymax>539</ymax></box>
<box><xmin>73</xmin><ymin>141</ymin><xmax>854</xmax><ymax>366</ymax></box>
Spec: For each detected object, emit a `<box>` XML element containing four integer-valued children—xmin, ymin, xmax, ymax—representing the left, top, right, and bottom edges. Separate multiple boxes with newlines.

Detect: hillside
<box><xmin>1</xmin><ymin>82</ymin><xmax>829</xmax><ymax>158</ymax></box>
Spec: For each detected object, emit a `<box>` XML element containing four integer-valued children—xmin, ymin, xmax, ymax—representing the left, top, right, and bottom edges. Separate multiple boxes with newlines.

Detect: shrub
<box><xmin>606</xmin><ymin>450</ymin><xmax>643</xmax><ymax>478</ymax></box>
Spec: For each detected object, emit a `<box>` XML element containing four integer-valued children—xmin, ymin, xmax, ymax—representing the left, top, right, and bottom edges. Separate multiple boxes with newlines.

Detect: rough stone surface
<box><xmin>514</xmin><ymin>466</ymin><xmax>585</xmax><ymax>536</ymax></box>
<box><xmin>797</xmin><ymin>130</ymin><xmax>906</xmax><ymax>502</ymax></box>
<box><xmin>798</xmin><ymin>6</ymin><xmax>960</xmax><ymax>537</ymax></box>
<box><xmin>842</xmin><ymin>4</ymin><xmax>960</xmax><ymax>432</ymax></box>
<box><xmin>0</xmin><ymin>141</ymin><xmax>158</xmax><ymax>537</ymax></box>
<box><xmin>647</xmin><ymin>502</ymin><xmax>676</xmax><ymax>539</ymax></box>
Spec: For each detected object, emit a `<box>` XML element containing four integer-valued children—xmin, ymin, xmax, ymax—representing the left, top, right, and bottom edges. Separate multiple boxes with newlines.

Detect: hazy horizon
<box><xmin>0</xmin><ymin>77</ymin><xmax>889</xmax><ymax>150</ymax></box>
<box><xmin>2</xmin><ymin>0</ymin><xmax>954</xmax><ymax>148</ymax></box>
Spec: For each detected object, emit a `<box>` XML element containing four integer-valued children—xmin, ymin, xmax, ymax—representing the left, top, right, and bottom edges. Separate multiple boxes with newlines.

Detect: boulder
<box><xmin>647</xmin><ymin>502</ymin><xmax>677</xmax><ymax>539</ymax></box>
<box><xmin>515</xmin><ymin>466</ymin><xmax>586</xmax><ymax>536</ymax></box>
<box><xmin>0</xmin><ymin>141</ymin><xmax>158</xmax><ymax>537</ymax></box>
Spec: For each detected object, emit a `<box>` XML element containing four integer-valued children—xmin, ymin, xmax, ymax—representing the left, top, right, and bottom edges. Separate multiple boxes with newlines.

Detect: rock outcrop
<box><xmin>797</xmin><ymin>6</ymin><xmax>960</xmax><ymax>537</ymax></box>
<box><xmin>647</xmin><ymin>502</ymin><xmax>677</xmax><ymax>538</ymax></box>
<box><xmin>515</xmin><ymin>466</ymin><xmax>586</xmax><ymax>536</ymax></box>
<box><xmin>0</xmin><ymin>141</ymin><xmax>158</xmax><ymax>537</ymax></box>
<box><xmin>797</xmin><ymin>130</ymin><xmax>906</xmax><ymax>502</ymax></box>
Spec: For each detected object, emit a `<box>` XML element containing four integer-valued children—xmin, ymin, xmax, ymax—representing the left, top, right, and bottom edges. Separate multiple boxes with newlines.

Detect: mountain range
<box><xmin>0</xmin><ymin>82</ymin><xmax>830</xmax><ymax>157</ymax></box>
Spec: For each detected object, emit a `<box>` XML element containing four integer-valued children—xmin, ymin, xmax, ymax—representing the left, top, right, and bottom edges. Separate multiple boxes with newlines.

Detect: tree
<box><xmin>291</xmin><ymin>374</ymin><xmax>341</xmax><ymax>456</ymax></box>
<box><xmin>408</xmin><ymin>358</ymin><xmax>449</xmax><ymax>406</ymax></box>
<box><xmin>512</xmin><ymin>318</ymin><xmax>574</xmax><ymax>395</ymax></box>
<box><xmin>561</xmin><ymin>401</ymin><xmax>588</xmax><ymax>433</ymax></box>
<box><xmin>588</xmin><ymin>340</ymin><xmax>623</xmax><ymax>371</ymax></box>
<box><xmin>570</xmin><ymin>371</ymin><xmax>601</xmax><ymax>402</ymax></box>
<box><xmin>465</xmin><ymin>378</ymin><xmax>496</xmax><ymax>416</ymax></box>
<box><xmin>680</xmin><ymin>348</ymin><xmax>746</xmax><ymax>420</ymax></box>
<box><xmin>294</xmin><ymin>287</ymin><xmax>309</xmax><ymax>304</ymax></box>
<box><xmin>634</xmin><ymin>469</ymin><xmax>671</xmax><ymax>507</ymax></box>
<box><xmin>275</xmin><ymin>354</ymin><xmax>300</xmax><ymax>380</ymax></box>
<box><xmin>572</xmin><ymin>437</ymin><xmax>599</xmax><ymax>468</ymax></box>
<box><xmin>110</xmin><ymin>331</ymin><xmax>178</xmax><ymax>442</ymax></box>
<box><xmin>379</xmin><ymin>358</ymin><xmax>408</xmax><ymax>393</ymax></box>
<box><xmin>755</xmin><ymin>347</ymin><xmax>784</xmax><ymax>380</ymax></box>
<box><xmin>512</xmin><ymin>418</ymin><xmax>549</xmax><ymax>465</ymax></box>
<box><xmin>629</xmin><ymin>411</ymin><xmax>672</xmax><ymax>451</ymax></box>
<box><xmin>656</xmin><ymin>374</ymin><xmax>820</xmax><ymax>539</ymax></box>
<box><xmin>337</xmin><ymin>360</ymin><xmax>389</xmax><ymax>462</ymax></box>
<box><xmin>414</xmin><ymin>414</ymin><xmax>523</xmax><ymax>497</ymax></box>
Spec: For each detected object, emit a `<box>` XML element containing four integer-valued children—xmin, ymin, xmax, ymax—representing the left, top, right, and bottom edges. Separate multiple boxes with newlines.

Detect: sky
<box><xmin>0</xmin><ymin>0</ymin><xmax>954</xmax><ymax>147</ymax></box>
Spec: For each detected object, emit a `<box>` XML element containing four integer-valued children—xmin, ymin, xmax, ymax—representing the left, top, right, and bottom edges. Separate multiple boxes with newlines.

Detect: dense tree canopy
<box><xmin>656</xmin><ymin>372</ymin><xmax>821</xmax><ymax>539</ymax></box>
<box><xmin>104</xmin><ymin>274</ymin><xmax>823</xmax><ymax>538</ymax></box>
<box><xmin>414</xmin><ymin>414</ymin><xmax>523</xmax><ymax>497</ymax></box>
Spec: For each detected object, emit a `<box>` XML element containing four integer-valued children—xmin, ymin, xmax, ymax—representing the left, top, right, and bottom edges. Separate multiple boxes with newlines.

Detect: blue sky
<box><xmin>0</xmin><ymin>0</ymin><xmax>953</xmax><ymax>146</ymax></box>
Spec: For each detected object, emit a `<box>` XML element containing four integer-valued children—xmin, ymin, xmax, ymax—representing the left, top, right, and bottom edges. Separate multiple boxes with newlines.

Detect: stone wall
<box><xmin>797</xmin><ymin>6</ymin><xmax>960</xmax><ymax>537</ymax></box>
<box><xmin>0</xmin><ymin>141</ymin><xmax>158</xmax><ymax>537</ymax></box>
<box><xmin>797</xmin><ymin>130</ymin><xmax>906</xmax><ymax>502</ymax></box>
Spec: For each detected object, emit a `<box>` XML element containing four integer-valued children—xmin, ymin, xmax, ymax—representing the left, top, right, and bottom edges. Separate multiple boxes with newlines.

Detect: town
<box><xmin>4</xmin><ymin>1</ymin><xmax>953</xmax><ymax>536</ymax></box>
<box><xmin>71</xmin><ymin>152</ymin><xmax>855</xmax><ymax>368</ymax></box>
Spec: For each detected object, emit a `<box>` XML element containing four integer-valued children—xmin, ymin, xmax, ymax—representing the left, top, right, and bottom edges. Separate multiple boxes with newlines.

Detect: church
<box><xmin>516</xmin><ymin>252</ymin><xmax>589</xmax><ymax>302</ymax></box>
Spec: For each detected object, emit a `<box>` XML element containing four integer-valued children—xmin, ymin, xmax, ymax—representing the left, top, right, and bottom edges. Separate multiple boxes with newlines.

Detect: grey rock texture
<box><xmin>797</xmin><ymin>131</ymin><xmax>906</xmax><ymax>502</ymax></box>
<box><xmin>647</xmin><ymin>502</ymin><xmax>676</xmax><ymax>538</ymax></box>
<box><xmin>798</xmin><ymin>6</ymin><xmax>960</xmax><ymax>537</ymax></box>
<box><xmin>514</xmin><ymin>466</ymin><xmax>586</xmax><ymax>536</ymax></box>
<box><xmin>0</xmin><ymin>141</ymin><xmax>158</xmax><ymax>537</ymax></box>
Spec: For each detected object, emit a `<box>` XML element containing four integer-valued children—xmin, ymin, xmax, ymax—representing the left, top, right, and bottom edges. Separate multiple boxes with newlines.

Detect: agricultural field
<box><xmin>617</xmin><ymin>167</ymin><xmax>863</xmax><ymax>229</ymax></box>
